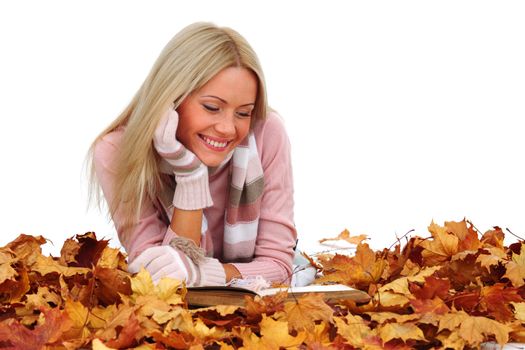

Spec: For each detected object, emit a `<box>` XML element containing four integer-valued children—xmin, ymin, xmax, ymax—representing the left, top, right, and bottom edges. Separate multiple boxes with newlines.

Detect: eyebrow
<box><xmin>201</xmin><ymin>95</ymin><xmax>255</xmax><ymax>107</ymax></box>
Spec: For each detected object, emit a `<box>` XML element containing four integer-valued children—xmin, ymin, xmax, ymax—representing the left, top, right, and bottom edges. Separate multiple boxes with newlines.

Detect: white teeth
<box><xmin>203</xmin><ymin>136</ymin><xmax>227</xmax><ymax>148</ymax></box>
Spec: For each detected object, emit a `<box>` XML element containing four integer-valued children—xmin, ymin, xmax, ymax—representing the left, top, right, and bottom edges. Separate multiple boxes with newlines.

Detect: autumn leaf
<box><xmin>504</xmin><ymin>243</ymin><xmax>525</xmax><ymax>287</ymax></box>
<box><xmin>444</xmin><ymin>219</ymin><xmax>481</xmax><ymax>252</ymax></box>
<box><xmin>481</xmin><ymin>226</ymin><xmax>505</xmax><ymax>249</ymax></box>
<box><xmin>420</xmin><ymin>221</ymin><xmax>459</xmax><ymax>265</ymax></box>
<box><xmin>259</xmin><ymin>315</ymin><xmax>306</xmax><ymax>349</ymax></box>
<box><xmin>334</xmin><ymin>313</ymin><xmax>373</xmax><ymax>348</ymax></box>
<box><xmin>479</xmin><ymin>284</ymin><xmax>522</xmax><ymax>322</ymax></box>
<box><xmin>378</xmin><ymin>322</ymin><xmax>426</xmax><ymax>343</ymax></box>
<box><xmin>410</xmin><ymin>297</ymin><xmax>449</xmax><ymax>315</ymax></box>
<box><xmin>105</xmin><ymin>313</ymin><xmax>142</xmax><ymax>348</ymax></box>
<box><xmin>459</xmin><ymin>315</ymin><xmax>511</xmax><ymax>346</ymax></box>
<box><xmin>0</xmin><ymin>307</ymin><xmax>73</xmax><ymax>349</ymax></box>
<box><xmin>282</xmin><ymin>293</ymin><xmax>333</xmax><ymax>331</ymax></box>
<box><xmin>409</xmin><ymin>276</ymin><xmax>450</xmax><ymax>300</ymax></box>
<box><xmin>319</xmin><ymin>228</ymin><xmax>367</xmax><ymax>245</ymax></box>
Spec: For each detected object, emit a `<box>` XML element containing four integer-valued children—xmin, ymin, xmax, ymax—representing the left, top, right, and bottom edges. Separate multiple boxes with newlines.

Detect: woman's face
<box><xmin>176</xmin><ymin>67</ymin><xmax>258</xmax><ymax>167</ymax></box>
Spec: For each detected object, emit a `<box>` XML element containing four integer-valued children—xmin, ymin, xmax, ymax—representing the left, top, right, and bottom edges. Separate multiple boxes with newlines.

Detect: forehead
<box><xmin>197</xmin><ymin>67</ymin><xmax>258</xmax><ymax>103</ymax></box>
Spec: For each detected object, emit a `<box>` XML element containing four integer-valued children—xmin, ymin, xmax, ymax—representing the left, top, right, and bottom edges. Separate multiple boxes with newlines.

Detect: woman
<box><xmin>89</xmin><ymin>22</ymin><xmax>306</xmax><ymax>287</ymax></box>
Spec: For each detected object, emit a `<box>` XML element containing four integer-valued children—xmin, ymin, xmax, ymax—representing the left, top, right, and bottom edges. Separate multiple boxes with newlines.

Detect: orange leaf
<box><xmin>480</xmin><ymin>284</ymin><xmax>523</xmax><ymax>322</ymax></box>
<box><xmin>319</xmin><ymin>229</ymin><xmax>368</xmax><ymax>245</ymax></box>
<box><xmin>283</xmin><ymin>293</ymin><xmax>333</xmax><ymax>332</ymax></box>
<box><xmin>0</xmin><ymin>308</ymin><xmax>73</xmax><ymax>349</ymax></box>
<box><xmin>378</xmin><ymin>322</ymin><xmax>426</xmax><ymax>343</ymax></box>
<box><xmin>444</xmin><ymin>219</ymin><xmax>481</xmax><ymax>252</ymax></box>
<box><xmin>105</xmin><ymin>313</ymin><xmax>142</xmax><ymax>348</ymax></box>
<box><xmin>409</xmin><ymin>276</ymin><xmax>450</xmax><ymax>300</ymax></box>
<box><xmin>410</xmin><ymin>297</ymin><xmax>449</xmax><ymax>315</ymax></box>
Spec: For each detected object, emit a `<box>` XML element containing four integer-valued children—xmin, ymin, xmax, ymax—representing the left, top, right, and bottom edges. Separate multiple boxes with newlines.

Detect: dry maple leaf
<box><xmin>319</xmin><ymin>228</ymin><xmax>368</xmax><ymax>245</ymax></box>
<box><xmin>420</xmin><ymin>221</ymin><xmax>459</xmax><ymax>265</ymax></box>
<box><xmin>282</xmin><ymin>293</ymin><xmax>333</xmax><ymax>332</ymax></box>
<box><xmin>259</xmin><ymin>315</ymin><xmax>307</xmax><ymax>349</ymax></box>
<box><xmin>0</xmin><ymin>307</ymin><xmax>73</xmax><ymax>349</ymax></box>
<box><xmin>479</xmin><ymin>284</ymin><xmax>522</xmax><ymax>322</ymax></box>
<box><xmin>377</xmin><ymin>322</ymin><xmax>426</xmax><ymax>343</ymax></box>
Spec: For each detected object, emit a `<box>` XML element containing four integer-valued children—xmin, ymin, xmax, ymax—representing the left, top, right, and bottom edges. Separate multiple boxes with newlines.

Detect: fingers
<box><xmin>128</xmin><ymin>245</ymin><xmax>169</xmax><ymax>273</ymax></box>
<box><xmin>127</xmin><ymin>245</ymin><xmax>189</xmax><ymax>284</ymax></box>
<box><xmin>153</xmin><ymin>107</ymin><xmax>180</xmax><ymax>153</ymax></box>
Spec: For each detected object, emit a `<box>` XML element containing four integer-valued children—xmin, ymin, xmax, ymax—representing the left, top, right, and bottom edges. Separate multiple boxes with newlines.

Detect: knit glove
<box><xmin>154</xmin><ymin>107</ymin><xmax>213</xmax><ymax>210</ymax></box>
<box><xmin>128</xmin><ymin>245</ymin><xmax>226</xmax><ymax>286</ymax></box>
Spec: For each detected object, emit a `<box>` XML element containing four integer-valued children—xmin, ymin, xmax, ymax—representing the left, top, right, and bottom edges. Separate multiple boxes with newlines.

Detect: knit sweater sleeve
<box><xmin>231</xmin><ymin>112</ymin><xmax>297</xmax><ymax>283</ymax></box>
<box><xmin>93</xmin><ymin>130</ymin><xmax>176</xmax><ymax>262</ymax></box>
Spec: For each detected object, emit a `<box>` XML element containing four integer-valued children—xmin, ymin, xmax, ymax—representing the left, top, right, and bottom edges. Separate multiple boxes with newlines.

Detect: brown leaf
<box><xmin>94</xmin><ymin>266</ymin><xmax>132</xmax><ymax>306</ymax></box>
<box><xmin>409</xmin><ymin>276</ymin><xmax>450</xmax><ymax>300</ymax></box>
<box><xmin>71</xmin><ymin>232</ymin><xmax>109</xmax><ymax>268</ymax></box>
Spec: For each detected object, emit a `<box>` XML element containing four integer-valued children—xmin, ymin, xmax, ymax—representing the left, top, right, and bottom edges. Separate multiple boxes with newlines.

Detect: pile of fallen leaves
<box><xmin>1</xmin><ymin>220</ymin><xmax>525</xmax><ymax>349</ymax></box>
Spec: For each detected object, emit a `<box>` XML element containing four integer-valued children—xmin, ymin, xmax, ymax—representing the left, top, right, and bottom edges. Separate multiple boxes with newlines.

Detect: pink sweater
<box><xmin>93</xmin><ymin>112</ymin><xmax>297</xmax><ymax>282</ymax></box>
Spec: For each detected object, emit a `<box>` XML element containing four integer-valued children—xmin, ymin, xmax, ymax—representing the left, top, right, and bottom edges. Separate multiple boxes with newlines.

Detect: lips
<box><xmin>198</xmin><ymin>134</ymin><xmax>231</xmax><ymax>151</ymax></box>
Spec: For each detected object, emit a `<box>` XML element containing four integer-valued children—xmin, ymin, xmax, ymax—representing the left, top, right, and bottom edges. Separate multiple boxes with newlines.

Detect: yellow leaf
<box><xmin>131</xmin><ymin>268</ymin><xmax>155</xmax><ymax>296</ymax></box>
<box><xmin>436</xmin><ymin>330</ymin><xmax>467</xmax><ymax>350</ymax></box>
<box><xmin>260</xmin><ymin>315</ymin><xmax>306</xmax><ymax>349</ymax></box>
<box><xmin>378</xmin><ymin>322</ymin><xmax>426</xmax><ymax>343</ymax></box>
<box><xmin>191</xmin><ymin>305</ymin><xmax>239</xmax><ymax>317</ymax></box>
<box><xmin>92</xmin><ymin>338</ymin><xmax>116</xmax><ymax>350</ymax></box>
<box><xmin>64</xmin><ymin>299</ymin><xmax>91</xmax><ymax>340</ymax></box>
<box><xmin>191</xmin><ymin>318</ymin><xmax>227</xmax><ymax>339</ymax></box>
<box><xmin>367</xmin><ymin>312</ymin><xmax>420</xmax><ymax>324</ymax></box>
<box><xmin>438</xmin><ymin>310</ymin><xmax>470</xmax><ymax>332</ymax></box>
<box><xmin>283</xmin><ymin>293</ymin><xmax>333</xmax><ymax>331</ymax></box>
<box><xmin>513</xmin><ymin>302</ymin><xmax>525</xmax><ymax>322</ymax></box>
<box><xmin>334</xmin><ymin>313</ymin><xmax>371</xmax><ymax>348</ymax></box>
<box><xmin>504</xmin><ymin>261</ymin><xmax>525</xmax><ymax>287</ymax></box>
<box><xmin>421</xmin><ymin>221</ymin><xmax>459</xmax><ymax>264</ymax></box>
<box><xmin>97</xmin><ymin>246</ymin><xmax>125</xmax><ymax>269</ymax></box>
<box><xmin>155</xmin><ymin>277</ymin><xmax>184</xmax><ymax>305</ymax></box>
<box><xmin>304</xmin><ymin>322</ymin><xmax>332</xmax><ymax>347</ymax></box>
<box><xmin>374</xmin><ymin>290</ymin><xmax>410</xmax><ymax>307</ymax></box>
<box><xmin>459</xmin><ymin>315</ymin><xmax>511</xmax><ymax>347</ymax></box>
<box><xmin>0</xmin><ymin>251</ymin><xmax>17</xmax><ymax>284</ymax></box>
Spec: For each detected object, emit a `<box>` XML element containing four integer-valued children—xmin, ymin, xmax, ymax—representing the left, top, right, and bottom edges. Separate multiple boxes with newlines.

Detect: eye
<box><xmin>236</xmin><ymin>111</ymin><xmax>252</xmax><ymax>118</ymax></box>
<box><xmin>203</xmin><ymin>104</ymin><xmax>219</xmax><ymax>112</ymax></box>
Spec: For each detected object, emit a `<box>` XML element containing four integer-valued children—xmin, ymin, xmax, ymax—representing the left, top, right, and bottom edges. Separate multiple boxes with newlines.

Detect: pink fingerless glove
<box><xmin>154</xmin><ymin>107</ymin><xmax>213</xmax><ymax>210</ymax></box>
<box><xmin>127</xmin><ymin>245</ymin><xmax>226</xmax><ymax>286</ymax></box>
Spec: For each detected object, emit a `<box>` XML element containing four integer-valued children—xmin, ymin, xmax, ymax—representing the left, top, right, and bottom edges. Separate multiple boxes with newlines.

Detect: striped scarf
<box><xmin>160</xmin><ymin>131</ymin><xmax>264</xmax><ymax>262</ymax></box>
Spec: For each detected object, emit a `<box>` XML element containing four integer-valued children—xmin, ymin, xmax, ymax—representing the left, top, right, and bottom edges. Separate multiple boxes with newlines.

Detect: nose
<box><xmin>214</xmin><ymin>113</ymin><xmax>236</xmax><ymax>137</ymax></box>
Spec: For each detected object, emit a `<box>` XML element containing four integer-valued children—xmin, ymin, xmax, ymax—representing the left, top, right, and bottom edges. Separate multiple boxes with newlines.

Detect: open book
<box><xmin>186</xmin><ymin>284</ymin><xmax>371</xmax><ymax>307</ymax></box>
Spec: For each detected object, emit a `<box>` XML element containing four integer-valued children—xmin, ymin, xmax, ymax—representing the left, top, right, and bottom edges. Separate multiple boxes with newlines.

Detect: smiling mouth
<box><xmin>198</xmin><ymin>134</ymin><xmax>231</xmax><ymax>151</ymax></box>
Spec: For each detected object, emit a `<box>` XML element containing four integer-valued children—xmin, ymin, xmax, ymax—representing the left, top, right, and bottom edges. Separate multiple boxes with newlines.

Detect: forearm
<box><xmin>170</xmin><ymin>207</ymin><xmax>203</xmax><ymax>246</ymax></box>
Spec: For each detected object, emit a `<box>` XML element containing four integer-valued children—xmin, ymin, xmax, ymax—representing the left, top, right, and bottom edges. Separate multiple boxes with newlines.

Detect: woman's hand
<box><xmin>128</xmin><ymin>245</ymin><xmax>226</xmax><ymax>286</ymax></box>
<box><xmin>154</xmin><ymin>107</ymin><xmax>213</xmax><ymax>210</ymax></box>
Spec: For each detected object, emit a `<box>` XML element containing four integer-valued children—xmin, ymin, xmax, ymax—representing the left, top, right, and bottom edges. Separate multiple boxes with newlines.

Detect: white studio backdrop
<box><xmin>0</xmin><ymin>1</ymin><xmax>524</xmax><ymax>257</ymax></box>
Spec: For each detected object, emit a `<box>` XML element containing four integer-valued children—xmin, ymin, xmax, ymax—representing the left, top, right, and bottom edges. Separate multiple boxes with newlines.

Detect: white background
<box><xmin>0</xmin><ymin>1</ymin><xmax>524</xmax><ymax>257</ymax></box>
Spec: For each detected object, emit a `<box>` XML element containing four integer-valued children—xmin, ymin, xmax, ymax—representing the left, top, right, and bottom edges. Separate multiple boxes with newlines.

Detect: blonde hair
<box><xmin>87</xmin><ymin>22</ymin><xmax>268</xmax><ymax>235</ymax></box>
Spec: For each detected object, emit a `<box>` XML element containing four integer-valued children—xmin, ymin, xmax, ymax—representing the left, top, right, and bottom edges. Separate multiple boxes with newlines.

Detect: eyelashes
<box><xmin>202</xmin><ymin>104</ymin><xmax>252</xmax><ymax>118</ymax></box>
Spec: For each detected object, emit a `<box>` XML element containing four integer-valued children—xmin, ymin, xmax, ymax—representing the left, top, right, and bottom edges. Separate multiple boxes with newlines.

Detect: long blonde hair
<box><xmin>87</xmin><ymin>22</ymin><xmax>268</xmax><ymax>235</ymax></box>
